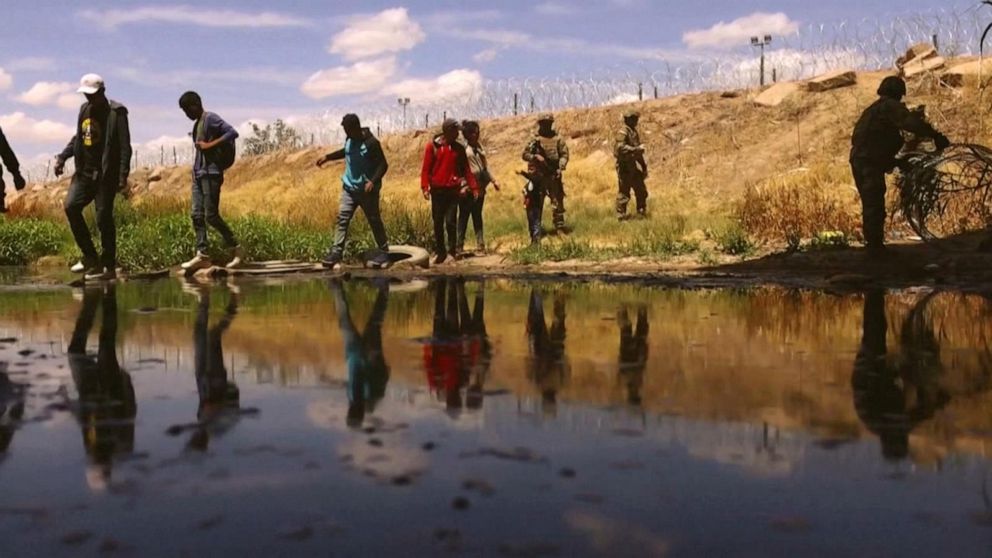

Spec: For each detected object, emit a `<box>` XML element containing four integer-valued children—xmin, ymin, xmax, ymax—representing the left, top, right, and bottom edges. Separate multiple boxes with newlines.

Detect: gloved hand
<box><xmin>53</xmin><ymin>157</ymin><xmax>65</xmax><ymax>177</ymax></box>
<box><xmin>13</xmin><ymin>173</ymin><xmax>25</xmax><ymax>190</ymax></box>
<box><xmin>934</xmin><ymin>133</ymin><xmax>951</xmax><ymax>151</ymax></box>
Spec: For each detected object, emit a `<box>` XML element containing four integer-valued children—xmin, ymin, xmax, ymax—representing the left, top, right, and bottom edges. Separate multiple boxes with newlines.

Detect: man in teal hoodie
<box><xmin>316</xmin><ymin>114</ymin><xmax>390</xmax><ymax>270</ymax></box>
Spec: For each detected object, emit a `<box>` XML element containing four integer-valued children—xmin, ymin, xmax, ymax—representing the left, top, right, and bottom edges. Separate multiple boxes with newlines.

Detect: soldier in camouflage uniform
<box><xmin>850</xmin><ymin>76</ymin><xmax>949</xmax><ymax>256</ymax></box>
<box><xmin>613</xmin><ymin>111</ymin><xmax>648</xmax><ymax>220</ymax></box>
<box><xmin>522</xmin><ymin>113</ymin><xmax>569</xmax><ymax>232</ymax></box>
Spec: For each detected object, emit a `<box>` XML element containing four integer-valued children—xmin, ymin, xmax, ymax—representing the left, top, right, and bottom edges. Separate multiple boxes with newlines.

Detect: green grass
<box><xmin>0</xmin><ymin>218</ymin><xmax>72</xmax><ymax>265</ymax></box>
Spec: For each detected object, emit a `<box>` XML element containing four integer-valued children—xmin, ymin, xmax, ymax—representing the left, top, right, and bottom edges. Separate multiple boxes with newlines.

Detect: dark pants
<box><xmin>192</xmin><ymin>174</ymin><xmax>238</xmax><ymax>254</ymax></box>
<box><xmin>457</xmin><ymin>191</ymin><xmax>486</xmax><ymax>251</ymax></box>
<box><xmin>543</xmin><ymin>175</ymin><xmax>566</xmax><ymax>230</ymax></box>
<box><xmin>64</xmin><ymin>172</ymin><xmax>118</xmax><ymax>270</ymax></box>
<box><xmin>851</xmin><ymin>159</ymin><xmax>887</xmax><ymax>249</ymax></box>
<box><xmin>329</xmin><ymin>188</ymin><xmax>389</xmax><ymax>259</ymax></box>
<box><xmin>616</xmin><ymin>168</ymin><xmax>648</xmax><ymax>216</ymax></box>
<box><xmin>430</xmin><ymin>187</ymin><xmax>459</xmax><ymax>255</ymax></box>
<box><xmin>525</xmin><ymin>185</ymin><xmax>546</xmax><ymax>242</ymax></box>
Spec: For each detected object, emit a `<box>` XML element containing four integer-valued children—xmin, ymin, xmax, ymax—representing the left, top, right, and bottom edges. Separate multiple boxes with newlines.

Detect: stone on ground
<box><xmin>752</xmin><ymin>82</ymin><xmax>800</xmax><ymax>107</ymax></box>
<box><xmin>806</xmin><ymin>69</ymin><xmax>856</xmax><ymax>92</ymax></box>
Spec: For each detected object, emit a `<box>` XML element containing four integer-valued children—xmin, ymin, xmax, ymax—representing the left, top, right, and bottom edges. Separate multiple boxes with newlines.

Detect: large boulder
<box><xmin>896</xmin><ymin>43</ymin><xmax>937</xmax><ymax>70</ymax></box>
<box><xmin>896</xmin><ymin>42</ymin><xmax>945</xmax><ymax>78</ymax></box>
<box><xmin>806</xmin><ymin>69</ymin><xmax>857</xmax><ymax>92</ymax></box>
<box><xmin>752</xmin><ymin>82</ymin><xmax>800</xmax><ymax>107</ymax></box>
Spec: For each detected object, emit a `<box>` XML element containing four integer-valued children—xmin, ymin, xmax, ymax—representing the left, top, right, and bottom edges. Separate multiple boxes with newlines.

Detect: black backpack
<box><xmin>195</xmin><ymin>112</ymin><xmax>236</xmax><ymax>171</ymax></box>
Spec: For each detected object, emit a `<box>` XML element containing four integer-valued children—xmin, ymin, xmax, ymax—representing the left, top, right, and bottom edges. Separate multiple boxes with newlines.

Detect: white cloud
<box><xmin>300</xmin><ymin>57</ymin><xmax>398</xmax><ymax>99</ymax></box>
<box><xmin>444</xmin><ymin>28</ymin><xmax>693</xmax><ymax>63</ymax></box>
<box><xmin>683</xmin><ymin>12</ymin><xmax>800</xmax><ymax>49</ymax></box>
<box><xmin>329</xmin><ymin>8</ymin><xmax>425</xmax><ymax>61</ymax></box>
<box><xmin>535</xmin><ymin>2</ymin><xmax>575</xmax><ymax>15</ymax></box>
<box><xmin>79</xmin><ymin>5</ymin><xmax>310</xmax><ymax>30</ymax></box>
<box><xmin>0</xmin><ymin>68</ymin><xmax>11</xmax><ymax>91</ymax></box>
<box><xmin>473</xmin><ymin>49</ymin><xmax>500</xmax><ymax>64</ymax></box>
<box><xmin>0</xmin><ymin>112</ymin><xmax>74</xmax><ymax>144</ymax></box>
<box><xmin>116</xmin><ymin>66</ymin><xmax>303</xmax><ymax>89</ymax></box>
<box><xmin>383</xmin><ymin>69</ymin><xmax>484</xmax><ymax>105</ymax></box>
<box><xmin>15</xmin><ymin>81</ymin><xmax>77</xmax><ymax>107</ymax></box>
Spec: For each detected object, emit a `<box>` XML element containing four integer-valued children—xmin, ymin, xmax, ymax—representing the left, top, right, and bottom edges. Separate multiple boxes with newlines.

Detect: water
<box><xmin>0</xmin><ymin>276</ymin><xmax>990</xmax><ymax>556</ymax></box>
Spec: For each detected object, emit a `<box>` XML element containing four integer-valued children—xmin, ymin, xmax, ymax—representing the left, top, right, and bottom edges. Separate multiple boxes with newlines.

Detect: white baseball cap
<box><xmin>77</xmin><ymin>73</ymin><xmax>105</xmax><ymax>94</ymax></box>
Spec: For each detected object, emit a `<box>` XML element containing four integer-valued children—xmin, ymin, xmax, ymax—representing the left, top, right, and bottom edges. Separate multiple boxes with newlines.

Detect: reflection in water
<box><xmin>332</xmin><ymin>279</ymin><xmax>390</xmax><ymax>428</ymax></box>
<box><xmin>66</xmin><ymin>285</ymin><xmax>136</xmax><ymax>489</ymax></box>
<box><xmin>526</xmin><ymin>289</ymin><xmax>569</xmax><ymax>416</ymax></box>
<box><xmin>461</xmin><ymin>281</ymin><xmax>492</xmax><ymax>411</ymax></box>
<box><xmin>852</xmin><ymin>290</ymin><xmax>950</xmax><ymax>460</ymax></box>
<box><xmin>187</xmin><ymin>282</ymin><xmax>242</xmax><ymax>451</ymax></box>
<box><xmin>617</xmin><ymin>305</ymin><xmax>649</xmax><ymax>406</ymax></box>
<box><xmin>0</xmin><ymin>360</ymin><xmax>26</xmax><ymax>456</ymax></box>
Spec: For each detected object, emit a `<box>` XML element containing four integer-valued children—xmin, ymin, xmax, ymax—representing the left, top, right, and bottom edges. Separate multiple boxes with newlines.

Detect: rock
<box><xmin>148</xmin><ymin>167</ymin><xmax>165</xmax><ymax>182</ymax></box>
<box><xmin>941</xmin><ymin>58</ymin><xmax>992</xmax><ymax>87</ymax></box>
<box><xmin>896</xmin><ymin>43</ymin><xmax>937</xmax><ymax>70</ymax></box>
<box><xmin>721</xmin><ymin>90</ymin><xmax>741</xmax><ymax>98</ymax></box>
<box><xmin>903</xmin><ymin>55</ymin><xmax>946</xmax><ymax>78</ymax></box>
<box><xmin>752</xmin><ymin>82</ymin><xmax>800</xmax><ymax>107</ymax></box>
<box><xmin>806</xmin><ymin>69</ymin><xmax>856</xmax><ymax>92</ymax></box>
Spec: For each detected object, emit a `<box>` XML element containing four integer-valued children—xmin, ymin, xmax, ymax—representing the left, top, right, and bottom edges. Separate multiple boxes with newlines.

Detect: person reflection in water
<box><xmin>424</xmin><ymin>279</ymin><xmax>468</xmax><ymax>415</ymax></box>
<box><xmin>617</xmin><ymin>305</ymin><xmax>649</xmax><ymax>406</ymax></box>
<box><xmin>0</xmin><ymin>360</ymin><xmax>27</xmax><ymax>458</ymax></box>
<box><xmin>331</xmin><ymin>279</ymin><xmax>390</xmax><ymax>429</ymax></box>
<box><xmin>66</xmin><ymin>284</ymin><xmax>136</xmax><ymax>490</ymax></box>
<box><xmin>852</xmin><ymin>289</ymin><xmax>949</xmax><ymax>461</ymax></box>
<box><xmin>526</xmin><ymin>290</ymin><xmax>569</xmax><ymax>417</ymax></box>
<box><xmin>186</xmin><ymin>282</ymin><xmax>242</xmax><ymax>451</ymax></box>
<box><xmin>460</xmin><ymin>281</ymin><xmax>492</xmax><ymax>411</ymax></box>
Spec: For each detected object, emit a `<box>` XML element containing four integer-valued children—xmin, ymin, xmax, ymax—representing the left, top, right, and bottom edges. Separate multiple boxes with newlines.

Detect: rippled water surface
<box><xmin>1</xmin><ymin>276</ymin><xmax>990</xmax><ymax>556</ymax></box>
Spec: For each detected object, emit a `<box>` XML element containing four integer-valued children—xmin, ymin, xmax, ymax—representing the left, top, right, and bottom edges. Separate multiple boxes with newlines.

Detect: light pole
<box><xmin>750</xmin><ymin>35</ymin><xmax>773</xmax><ymax>87</ymax></box>
<box><xmin>397</xmin><ymin>97</ymin><xmax>410</xmax><ymax>129</ymax></box>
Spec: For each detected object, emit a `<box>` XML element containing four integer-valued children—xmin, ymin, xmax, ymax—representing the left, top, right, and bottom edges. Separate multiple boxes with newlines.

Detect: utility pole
<box><xmin>397</xmin><ymin>97</ymin><xmax>410</xmax><ymax>130</ymax></box>
<box><xmin>750</xmin><ymin>35</ymin><xmax>773</xmax><ymax>87</ymax></box>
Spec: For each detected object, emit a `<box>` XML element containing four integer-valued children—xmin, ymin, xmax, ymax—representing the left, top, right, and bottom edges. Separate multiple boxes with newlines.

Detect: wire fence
<box><xmin>19</xmin><ymin>5</ymin><xmax>989</xmax><ymax>183</ymax></box>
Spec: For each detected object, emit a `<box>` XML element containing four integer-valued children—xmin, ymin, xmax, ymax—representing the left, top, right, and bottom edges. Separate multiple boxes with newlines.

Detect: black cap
<box><xmin>877</xmin><ymin>76</ymin><xmax>906</xmax><ymax>99</ymax></box>
<box><xmin>341</xmin><ymin>113</ymin><xmax>361</xmax><ymax>128</ymax></box>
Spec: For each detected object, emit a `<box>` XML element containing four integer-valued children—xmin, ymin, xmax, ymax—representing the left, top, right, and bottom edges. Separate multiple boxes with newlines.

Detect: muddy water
<box><xmin>0</xmin><ymin>276</ymin><xmax>990</xmax><ymax>556</ymax></box>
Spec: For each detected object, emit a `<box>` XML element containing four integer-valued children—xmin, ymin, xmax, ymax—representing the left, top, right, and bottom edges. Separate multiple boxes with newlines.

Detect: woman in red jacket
<box><xmin>421</xmin><ymin>119</ymin><xmax>478</xmax><ymax>264</ymax></box>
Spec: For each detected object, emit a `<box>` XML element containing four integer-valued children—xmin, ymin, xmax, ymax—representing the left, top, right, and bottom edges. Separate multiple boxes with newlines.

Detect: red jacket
<box><xmin>421</xmin><ymin>136</ymin><xmax>479</xmax><ymax>194</ymax></box>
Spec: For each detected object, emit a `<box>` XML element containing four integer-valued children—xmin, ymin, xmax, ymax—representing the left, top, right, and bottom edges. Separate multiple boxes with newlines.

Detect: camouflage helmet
<box><xmin>623</xmin><ymin>110</ymin><xmax>640</xmax><ymax>119</ymax></box>
<box><xmin>877</xmin><ymin>76</ymin><xmax>906</xmax><ymax>99</ymax></box>
<box><xmin>537</xmin><ymin>113</ymin><xmax>555</xmax><ymax>123</ymax></box>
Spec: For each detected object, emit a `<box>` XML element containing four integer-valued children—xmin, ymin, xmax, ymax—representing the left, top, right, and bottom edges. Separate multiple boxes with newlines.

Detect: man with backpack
<box><xmin>178</xmin><ymin>91</ymin><xmax>243</xmax><ymax>271</ymax></box>
<box><xmin>316</xmin><ymin>113</ymin><xmax>390</xmax><ymax>270</ymax></box>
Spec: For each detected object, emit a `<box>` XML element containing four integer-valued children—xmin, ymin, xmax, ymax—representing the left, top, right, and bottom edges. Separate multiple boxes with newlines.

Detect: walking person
<box><xmin>178</xmin><ymin>91</ymin><xmax>243</xmax><ymax>271</ymax></box>
<box><xmin>0</xmin><ymin>126</ymin><xmax>27</xmax><ymax>214</ymax></box>
<box><xmin>421</xmin><ymin>119</ymin><xmax>478</xmax><ymax>264</ymax></box>
<box><xmin>850</xmin><ymin>76</ymin><xmax>949</xmax><ymax>256</ymax></box>
<box><xmin>316</xmin><ymin>113</ymin><xmax>390</xmax><ymax>270</ymax></box>
<box><xmin>519</xmin><ymin>160</ymin><xmax>545</xmax><ymax>245</ymax></box>
<box><xmin>522</xmin><ymin>114</ymin><xmax>569</xmax><ymax>233</ymax></box>
<box><xmin>614</xmin><ymin>111</ymin><xmax>649</xmax><ymax>220</ymax></box>
<box><xmin>55</xmin><ymin>74</ymin><xmax>132</xmax><ymax>281</ymax></box>
<box><xmin>456</xmin><ymin>120</ymin><xmax>500</xmax><ymax>255</ymax></box>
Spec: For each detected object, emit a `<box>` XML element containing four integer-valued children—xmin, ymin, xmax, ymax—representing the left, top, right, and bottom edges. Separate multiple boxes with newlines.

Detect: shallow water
<box><xmin>0</xmin><ymin>276</ymin><xmax>990</xmax><ymax>556</ymax></box>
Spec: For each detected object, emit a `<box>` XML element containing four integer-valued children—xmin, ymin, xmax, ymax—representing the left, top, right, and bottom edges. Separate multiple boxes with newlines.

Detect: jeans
<box><xmin>457</xmin><ymin>190</ymin><xmax>486</xmax><ymax>251</ymax></box>
<box><xmin>851</xmin><ymin>159</ymin><xmax>887</xmax><ymax>249</ymax></box>
<box><xmin>192</xmin><ymin>174</ymin><xmax>238</xmax><ymax>254</ymax></box>
<box><xmin>329</xmin><ymin>188</ymin><xmax>389</xmax><ymax>259</ymax></box>
<box><xmin>64</xmin><ymin>172</ymin><xmax>118</xmax><ymax>270</ymax></box>
<box><xmin>430</xmin><ymin>187</ymin><xmax>460</xmax><ymax>255</ymax></box>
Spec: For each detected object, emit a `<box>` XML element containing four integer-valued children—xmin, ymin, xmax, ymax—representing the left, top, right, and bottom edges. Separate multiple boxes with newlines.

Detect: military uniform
<box><xmin>526</xmin><ymin>290</ymin><xmax>569</xmax><ymax>417</ymax></box>
<box><xmin>522</xmin><ymin>114</ymin><xmax>569</xmax><ymax>231</ymax></box>
<box><xmin>614</xmin><ymin>111</ymin><xmax>648</xmax><ymax>218</ymax></box>
<box><xmin>849</xmin><ymin>77</ymin><xmax>946</xmax><ymax>252</ymax></box>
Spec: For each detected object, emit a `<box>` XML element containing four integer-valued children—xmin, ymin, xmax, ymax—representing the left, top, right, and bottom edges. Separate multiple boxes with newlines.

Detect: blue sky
<box><xmin>0</xmin><ymin>0</ymin><xmax>979</xmax><ymax>169</ymax></box>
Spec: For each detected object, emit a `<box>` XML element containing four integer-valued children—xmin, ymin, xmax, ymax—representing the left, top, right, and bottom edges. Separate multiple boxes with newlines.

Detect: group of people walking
<box><xmin>0</xmin><ymin>71</ymin><xmax>960</xmax><ymax>276</ymax></box>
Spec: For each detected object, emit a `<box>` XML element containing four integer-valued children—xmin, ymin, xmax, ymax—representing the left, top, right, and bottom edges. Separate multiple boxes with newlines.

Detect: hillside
<box><xmin>8</xmin><ymin>57</ymin><xmax>990</xmax><ymax>264</ymax></box>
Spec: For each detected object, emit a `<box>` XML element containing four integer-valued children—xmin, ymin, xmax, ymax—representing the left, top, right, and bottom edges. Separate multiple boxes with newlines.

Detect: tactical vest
<box><xmin>535</xmin><ymin>135</ymin><xmax>562</xmax><ymax>162</ymax></box>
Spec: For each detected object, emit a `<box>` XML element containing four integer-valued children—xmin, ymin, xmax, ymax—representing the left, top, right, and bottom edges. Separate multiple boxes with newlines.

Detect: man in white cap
<box><xmin>54</xmin><ymin>73</ymin><xmax>132</xmax><ymax>281</ymax></box>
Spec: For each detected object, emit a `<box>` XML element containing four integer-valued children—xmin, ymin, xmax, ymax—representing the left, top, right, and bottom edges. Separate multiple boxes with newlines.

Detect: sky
<box><xmin>0</xmin><ymin>0</ymin><xmax>979</xmax><ymax>174</ymax></box>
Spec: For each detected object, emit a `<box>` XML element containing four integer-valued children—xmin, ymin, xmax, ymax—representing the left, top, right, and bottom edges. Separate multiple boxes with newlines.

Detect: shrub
<box><xmin>0</xmin><ymin>218</ymin><xmax>69</xmax><ymax>265</ymax></box>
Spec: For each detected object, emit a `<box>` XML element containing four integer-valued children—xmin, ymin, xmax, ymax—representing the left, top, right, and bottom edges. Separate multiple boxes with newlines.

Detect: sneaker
<box><xmin>84</xmin><ymin>267</ymin><xmax>117</xmax><ymax>282</ymax></box>
<box><xmin>321</xmin><ymin>253</ymin><xmax>342</xmax><ymax>270</ymax></box>
<box><xmin>226</xmin><ymin>246</ymin><xmax>244</xmax><ymax>269</ymax></box>
<box><xmin>70</xmin><ymin>257</ymin><xmax>99</xmax><ymax>274</ymax></box>
<box><xmin>181</xmin><ymin>252</ymin><xmax>212</xmax><ymax>270</ymax></box>
<box><xmin>367</xmin><ymin>251</ymin><xmax>391</xmax><ymax>269</ymax></box>
<box><xmin>476</xmin><ymin>243</ymin><xmax>486</xmax><ymax>254</ymax></box>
